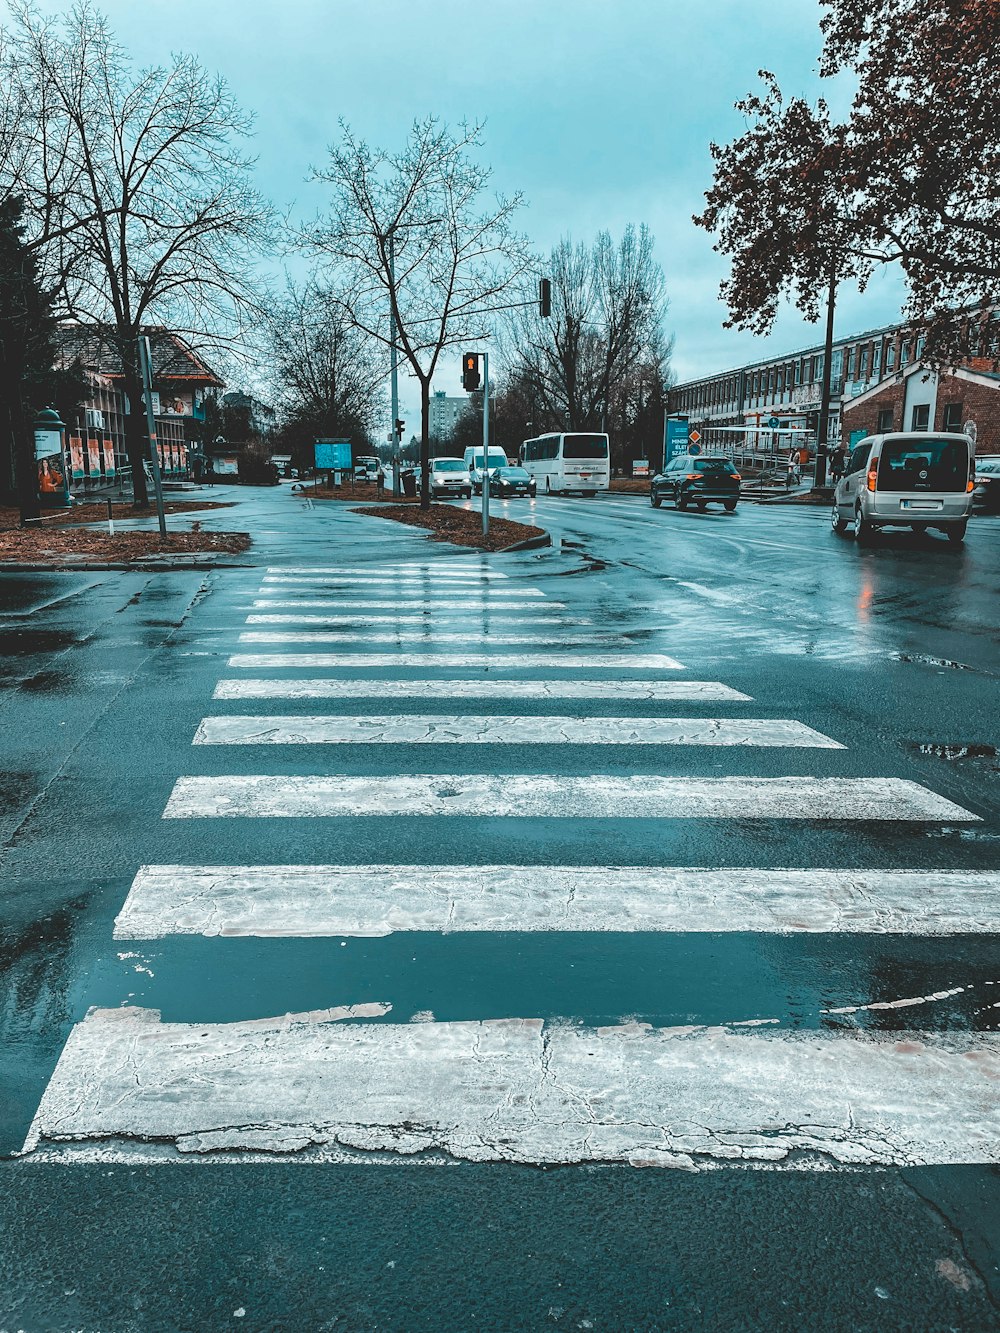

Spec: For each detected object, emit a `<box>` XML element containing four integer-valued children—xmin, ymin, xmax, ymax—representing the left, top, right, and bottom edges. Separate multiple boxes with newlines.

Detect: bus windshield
<box><xmin>563</xmin><ymin>434</ymin><xmax>609</xmax><ymax>459</ymax></box>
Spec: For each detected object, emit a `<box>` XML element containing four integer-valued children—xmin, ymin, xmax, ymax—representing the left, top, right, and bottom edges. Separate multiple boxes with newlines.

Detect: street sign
<box><xmin>688</xmin><ymin>430</ymin><xmax>701</xmax><ymax>445</ymax></box>
<box><xmin>768</xmin><ymin>416</ymin><xmax>780</xmax><ymax>430</ymax></box>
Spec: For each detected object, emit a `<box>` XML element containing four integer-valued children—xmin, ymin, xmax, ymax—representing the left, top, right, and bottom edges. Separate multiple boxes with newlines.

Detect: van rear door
<box><xmin>875</xmin><ymin>435</ymin><xmax>972</xmax><ymax>517</ymax></box>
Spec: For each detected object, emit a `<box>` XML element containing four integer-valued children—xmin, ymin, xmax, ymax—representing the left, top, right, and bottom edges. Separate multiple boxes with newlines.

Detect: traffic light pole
<box><xmin>138</xmin><ymin>335</ymin><xmax>168</xmax><ymax>539</ymax></box>
<box><xmin>481</xmin><ymin>351</ymin><xmax>490</xmax><ymax>537</ymax></box>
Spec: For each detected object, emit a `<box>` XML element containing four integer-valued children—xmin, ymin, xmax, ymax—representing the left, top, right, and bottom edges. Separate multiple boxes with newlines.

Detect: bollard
<box><xmin>107</xmin><ymin>498</ymin><xmax>114</xmax><ymax>536</ymax></box>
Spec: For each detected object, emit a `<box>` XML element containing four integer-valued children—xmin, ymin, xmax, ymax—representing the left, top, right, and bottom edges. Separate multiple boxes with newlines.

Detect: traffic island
<box><xmin>0</xmin><ymin>524</ymin><xmax>251</xmax><ymax>568</ymax></box>
<box><xmin>0</xmin><ymin>499</ymin><xmax>234</xmax><ymax>532</ymax></box>
<box><xmin>354</xmin><ymin>502</ymin><xmax>549</xmax><ymax>552</ymax></box>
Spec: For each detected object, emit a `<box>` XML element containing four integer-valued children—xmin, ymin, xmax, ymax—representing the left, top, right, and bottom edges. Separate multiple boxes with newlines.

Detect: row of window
<box><xmin>870</xmin><ymin>402</ymin><xmax>965</xmax><ymax>435</ymax></box>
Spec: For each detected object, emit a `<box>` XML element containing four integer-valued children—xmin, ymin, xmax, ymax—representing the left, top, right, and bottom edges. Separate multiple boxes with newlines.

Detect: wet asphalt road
<box><xmin>0</xmin><ymin>483</ymin><xmax>999</xmax><ymax>1331</ymax></box>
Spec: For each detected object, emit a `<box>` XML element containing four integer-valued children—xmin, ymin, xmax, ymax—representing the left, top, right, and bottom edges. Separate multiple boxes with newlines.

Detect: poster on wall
<box><xmin>102</xmin><ymin>440</ymin><xmax>115</xmax><ymax>478</ymax></box>
<box><xmin>69</xmin><ymin>437</ymin><xmax>85</xmax><ymax>480</ymax></box>
<box><xmin>88</xmin><ymin>438</ymin><xmax>102</xmax><ymax>475</ymax></box>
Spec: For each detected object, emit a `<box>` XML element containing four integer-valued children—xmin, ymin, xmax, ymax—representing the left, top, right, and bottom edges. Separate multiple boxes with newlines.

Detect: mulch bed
<box><xmin>0</xmin><ymin>524</ymin><xmax>251</xmax><ymax>564</ymax></box>
<box><xmin>0</xmin><ymin>500</ymin><xmax>232</xmax><ymax>533</ymax></box>
<box><xmin>354</xmin><ymin>503</ymin><xmax>546</xmax><ymax>552</ymax></box>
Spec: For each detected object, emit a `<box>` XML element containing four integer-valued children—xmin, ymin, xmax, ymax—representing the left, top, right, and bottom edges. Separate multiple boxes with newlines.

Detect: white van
<box><xmin>832</xmin><ymin>432</ymin><xmax>975</xmax><ymax>544</ymax></box>
<box><xmin>463</xmin><ymin>446</ymin><xmax>508</xmax><ymax>495</ymax></box>
<box><xmin>420</xmin><ymin>457</ymin><xmax>472</xmax><ymax>500</ymax></box>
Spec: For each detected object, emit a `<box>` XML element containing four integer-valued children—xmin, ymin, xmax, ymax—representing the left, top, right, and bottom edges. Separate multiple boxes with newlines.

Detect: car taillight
<box><xmin>730</xmin><ymin>472</ymin><xmax>741</xmax><ymax>480</ymax></box>
<box><xmin>967</xmin><ymin>478</ymin><xmax>975</xmax><ymax>492</ymax></box>
<box><xmin>866</xmin><ymin>466</ymin><xmax>878</xmax><ymax>492</ymax></box>
<box><xmin>686</xmin><ymin>473</ymin><xmax>700</xmax><ymax>479</ymax></box>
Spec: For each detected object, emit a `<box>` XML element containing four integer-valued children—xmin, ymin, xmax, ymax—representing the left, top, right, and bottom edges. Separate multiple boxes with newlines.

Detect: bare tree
<box><xmin>308</xmin><ymin>116</ymin><xmax>534</xmax><ymax>507</ymax></box>
<box><xmin>268</xmin><ymin>279</ymin><xmax>384</xmax><ymax>460</ymax></box>
<box><xmin>0</xmin><ymin>2</ymin><xmax>274</xmax><ymax>506</ymax></box>
<box><xmin>503</xmin><ymin>226</ymin><xmax>669</xmax><ymax>438</ymax></box>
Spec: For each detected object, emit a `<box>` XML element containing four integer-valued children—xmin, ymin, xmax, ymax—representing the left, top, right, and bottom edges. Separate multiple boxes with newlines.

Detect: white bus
<box><xmin>519</xmin><ymin>432</ymin><xmax>610</xmax><ymax>496</ymax></box>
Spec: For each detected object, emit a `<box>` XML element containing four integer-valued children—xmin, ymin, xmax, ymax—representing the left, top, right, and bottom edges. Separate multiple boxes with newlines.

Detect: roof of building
<box><xmin>55</xmin><ymin>324</ymin><xmax>224</xmax><ymax>387</ymax></box>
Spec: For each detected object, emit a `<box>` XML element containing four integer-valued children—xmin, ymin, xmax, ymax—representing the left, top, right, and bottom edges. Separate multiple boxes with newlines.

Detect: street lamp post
<box><xmin>388</xmin><ymin>232</ymin><xmax>401</xmax><ymax>498</ymax></box>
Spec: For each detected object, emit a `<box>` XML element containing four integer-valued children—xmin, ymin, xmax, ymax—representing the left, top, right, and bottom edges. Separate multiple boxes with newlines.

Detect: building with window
<box><xmin>54</xmin><ymin>325</ymin><xmax>223</xmax><ymax>493</ymax></box>
<box><xmin>667</xmin><ymin>316</ymin><xmax>1000</xmax><ymax>460</ymax></box>
<box><xmin>428</xmin><ymin>390</ymin><xmax>467</xmax><ymax>440</ymax></box>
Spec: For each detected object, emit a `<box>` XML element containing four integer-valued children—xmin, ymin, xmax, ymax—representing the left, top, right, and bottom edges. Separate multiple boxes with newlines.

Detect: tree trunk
<box><xmin>0</xmin><ymin>337</ymin><xmax>40</xmax><ymax>525</ymax></box>
<box><xmin>419</xmin><ymin>378</ymin><xmax>431</xmax><ymax>511</ymax></box>
<box><xmin>122</xmin><ymin>356</ymin><xmax>151</xmax><ymax>509</ymax></box>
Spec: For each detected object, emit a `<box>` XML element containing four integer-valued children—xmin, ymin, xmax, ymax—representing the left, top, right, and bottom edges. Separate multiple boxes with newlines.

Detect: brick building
<box><xmin>667</xmin><ymin>316</ymin><xmax>1000</xmax><ymax>460</ymax></box>
<box><xmin>841</xmin><ymin>364</ymin><xmax>1000</xmax><ymax>454</ymax></box>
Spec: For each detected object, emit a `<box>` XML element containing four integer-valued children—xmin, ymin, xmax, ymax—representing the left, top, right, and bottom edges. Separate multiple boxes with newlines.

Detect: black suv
<box><xmin>651</xmin><ymin>455</ymin><xmax>740</xmax><ymax>512</ymax></box>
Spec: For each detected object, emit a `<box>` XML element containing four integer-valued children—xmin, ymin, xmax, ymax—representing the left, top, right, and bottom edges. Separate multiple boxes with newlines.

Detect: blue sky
<box><xmin>38</xmin><ymin>0</ymin><xmax>908</xmax><ymax>418</ymax></box>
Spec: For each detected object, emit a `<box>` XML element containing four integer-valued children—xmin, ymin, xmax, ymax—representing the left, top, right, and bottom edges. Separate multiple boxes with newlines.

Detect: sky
<box><xmin>33</xmin><ymin>0</ymin><xmax>909</xmax><ymax>426</ymax></box>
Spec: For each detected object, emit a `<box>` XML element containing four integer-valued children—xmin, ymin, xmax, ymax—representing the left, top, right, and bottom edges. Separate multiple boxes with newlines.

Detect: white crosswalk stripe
<box><xmin>212</xmin><ymin>679</ymin><xmax>751</xmax><ymax>701</ymax></box>
<box><xmin>163</xmin><ymin>774</ymin><xmax>976</xmax><ymax>821</ymax></box>
<box><xmin>115</xmin><ymin>866</ymin><xmax>1000</xmax><ymax>939</ymax></box>
<box><xmin>192</xmin><ymin>714</ymin><xmax>843</xmax><ymax>748</ymax></box>
<box><xmin>250</xmin><ymin>599</ymin><xmax>564</xmax><ymax>610</ymax></box>
<box><xmin>20</xmin><ymin>559</ymin><xmax>997</xmax><ymax>1173</ymax></box>
<box><xmin>228</xmin><ymin>652</ymin><xmax>687</xmax><ymax>669</ymax></box>
<box><xmin>244</xmin><ymin>614</ymin><xmax>580</xmax><ymax>626</ymax></box>
<box><xmin>23</xmin><ymin>1008</ymin><xmax>1000</xmax><ymax>1167</ymax></box>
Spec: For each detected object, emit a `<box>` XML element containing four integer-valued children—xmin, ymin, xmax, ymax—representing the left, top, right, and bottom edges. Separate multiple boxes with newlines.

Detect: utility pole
<box><xmin>482</xmin><ymin>350</ymin><xmax>490</xmax><ymax>537</ymax></box>
<box><xmin>815</xmin><ymin>268</ymin><xmax>837</xmax><ymax>490</ymax></box>
<box><xmin>138</xmin><ymin>335</ymin><xmax>168</xmax><ymax>538</ymax></box>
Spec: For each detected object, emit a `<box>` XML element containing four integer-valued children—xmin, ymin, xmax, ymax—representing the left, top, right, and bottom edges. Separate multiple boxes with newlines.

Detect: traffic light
<box><xmin>462</xmin><ymin>352</ymin><xmax>481</xmax><ymax>391</ymax></box>
<box><xmin>395</xmin><ymin>418</ymin><xmax>405</xmax><ymax>439</ymax></box>
<box><xmin>538</xmin><ymin>277</ymin><xmax>551</xmax><ymax>318</ymax></box>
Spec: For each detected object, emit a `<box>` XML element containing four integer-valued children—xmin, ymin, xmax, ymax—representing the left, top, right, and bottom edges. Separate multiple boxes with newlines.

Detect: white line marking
<box><xmin>192</xmin><ymin>715</ymin><xmax>843</xmax><ymax>748</ymax></box>
<box><xmin>238</xmin><ymin>631</ymin><xmax>645</xmax><ymax>645</ymax></box>
<box><xmin>251</xmin><ymin>599</ymin><xmax>560</xmax><ymax>609</ymax></box>
<box><xmin>213</xmin><ymin>679</ymin><xmax>751</xmax><ymax>702</ymax></box>
<box><xmin>259</xmin><ymin>581</ymin><xmax>547</xmax><ymax>595</ymax></box>
<box><xmin>261</xmin><ymin>576</ymin><xmax>508</xmax><ymax>587</ymax></box>
<box><xmin>115</xmin><ymin>866</ymin><xmax>1000</xmax><ymax>939</ymax></box>
<box><xmin>266</xmin><ymin>567</ymin><xmax>509</xmax><ymax>578</ymax></box>
<box><xmin>163</xmin><ymin>775</ymin><xmax>977</xmax><ymax>821</ymax></box>
<box><xmin>245</xmin><ymin>614</ymin><xmax>577</xmax><ymax>626</ymax></box>
<box><xmin>227</xmin><ymin>653</ymin><xmax>685</xmax><ymax>670</ymax></box>
<box><xmin>23</xmin><ymin>1008</ymin><xmax>1000</xmax><ymax>1167</ymax></box>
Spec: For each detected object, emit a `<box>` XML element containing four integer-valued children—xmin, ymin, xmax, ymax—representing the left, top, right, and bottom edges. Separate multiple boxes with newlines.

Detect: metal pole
<box><xmin>481</xmin><ymin>351</ymin><xmax>490</xmax><ymax>537</ymax></box>
<box><xmin>138</xmin><ymin>335</ymin><xmax>168</xmax><ymax>538</ymax></box>
<box><xmin>389</xmin><ymin>233</ymin><xmax>401</xmax><ymax>498</ymax></box>
<box><xmin>815</xmin><ymin>268</ymin><xmax>837</xmax><ymax>489</ymax></box>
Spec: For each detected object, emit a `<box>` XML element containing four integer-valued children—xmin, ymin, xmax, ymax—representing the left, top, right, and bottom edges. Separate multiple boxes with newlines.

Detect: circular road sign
<box><xmin>768</xmin><ymin>416</ymin><xmax>780</xmax><ymax>429</ymax></box>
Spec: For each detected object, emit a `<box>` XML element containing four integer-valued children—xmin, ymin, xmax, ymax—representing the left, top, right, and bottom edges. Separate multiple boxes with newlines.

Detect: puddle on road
<box><xmin>912</xmin><ymin>742</ymin><xmax>998</xmax><ymax>761</ymax></box>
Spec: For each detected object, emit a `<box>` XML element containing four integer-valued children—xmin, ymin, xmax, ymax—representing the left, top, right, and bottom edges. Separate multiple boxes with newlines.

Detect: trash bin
<box><xmin>402</xmin><ymin>470</ymin><xmax>417</xmax><ymax>498</ymax></box>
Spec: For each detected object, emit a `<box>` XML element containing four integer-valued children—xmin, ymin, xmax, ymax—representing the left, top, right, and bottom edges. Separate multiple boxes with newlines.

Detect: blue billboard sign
<box><xmin>314</xmin><ymin>439</ymin><xmax>352</xmax><ymax>470</ymax></box>
<box><xmin>664</xmin><ymin>417</ymin><xmax>690</xmax><ymax>465</ymax></box>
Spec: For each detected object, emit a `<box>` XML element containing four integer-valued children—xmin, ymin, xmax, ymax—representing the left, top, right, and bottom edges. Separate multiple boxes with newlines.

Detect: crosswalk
<box><xmin>21</xmin><ymin>557</ymin><xmax>1000</xmax><ymax>1168</ymax></box>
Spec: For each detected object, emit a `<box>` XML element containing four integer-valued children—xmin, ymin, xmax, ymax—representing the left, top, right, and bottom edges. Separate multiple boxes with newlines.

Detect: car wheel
<box><xmin>676</xmin><ymin>493</ymin><xmax>688</xmax><ymax>511</ymax></box>
<box><xmin>545</xmin><ymin>478</ymin><xmax>552</xmax><ymax>495</ymax></box>
<box><xmin>650</xmin><ymin>490</ymin><xmax>662</xmax><ymax>508</ymax></box>
<box><xmin>724</xmin><ymin>499</ymin><xmax>738</xmax><ymax>513</ymax></box>
<box><xmin>831</xmin><ymin>504</ymin><xmax>849</xmax><ymax>533</ymax></box>
<box><xmin>855</xmin><ymin>509</ymin><xmax>876</xmax><ymax>544</ymax></box>
<box><xmin>947</xmin><ymin>521</ymin><xmax>967</xmax><ymax>545</ymax></box>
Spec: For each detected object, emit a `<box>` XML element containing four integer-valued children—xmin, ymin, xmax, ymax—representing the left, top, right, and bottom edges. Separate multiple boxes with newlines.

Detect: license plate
<box><xmin>901</xmin><ymin>500</ymin><xmax>942</xmax><ymax>510</ymax></box>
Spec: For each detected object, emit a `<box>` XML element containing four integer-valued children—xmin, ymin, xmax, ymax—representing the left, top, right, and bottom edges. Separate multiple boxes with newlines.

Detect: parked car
<box><xmin>831</xmin><ymin>431</ymin><xmax>975</xmax><ymax>544</ymax></box>
<box><xmin>488</xmin><ymin>466</ymin><xmax>536</xmax><ymax>498</ymax></box>
<box><xmin>972</xmin><ymin>456</ymin><xmax>1000</xmax><ymax>513</ymax></box>
<box><xmin>419</xmin><ymin>457</ymin><xmax>473</xmax><ymax>500</ymax></box>
<box><xmin>650</xmin><ymin>455</ymin><xmax>740</xmax><ymax>512</ymax></box>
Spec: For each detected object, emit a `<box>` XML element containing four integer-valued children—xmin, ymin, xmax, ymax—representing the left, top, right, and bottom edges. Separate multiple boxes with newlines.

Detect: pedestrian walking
<box><xmin>205</xmin><ymin>459</ymin><xmax>215</xmax><ymax>488</ymax></box>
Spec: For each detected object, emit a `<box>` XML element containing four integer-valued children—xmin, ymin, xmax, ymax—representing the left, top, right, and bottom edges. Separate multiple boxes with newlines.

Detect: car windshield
<box><xmin>471</xmin><ymin>455</ymin><xmax>506</xmax><ymax>467</ymax></box>
<box><xmin>498</xmin><ymin>468</ymin><xmax>529</xmax><ymax>479</ymax></box>
<box><xmin>876</xmin><ymin>437</ymin><xmax>969</xmax><ymax>492</ymax></box>
<box><xmin>563</xmin><ymin>434</ymin><xmax>609</xmax><ymax>459</ymax></box>
<box><xmin>433</xmin><ymin>459</ymin><xmax>465</xmax><ymax>471</ymax></box>
<box><xmin>694</xmin><ymin>458</ymin><xmax>735</xmax><ymax>472</ymax></box>
<box><xmin>976</xmin><ymin>460</ymin><xmax>1000</xmax><ymax>474</ymax></box>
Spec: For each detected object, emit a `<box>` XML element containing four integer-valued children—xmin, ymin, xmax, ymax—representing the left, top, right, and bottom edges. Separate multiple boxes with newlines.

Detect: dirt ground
<box><xmin>354</xmin><ymin>502</ymin><xmax>546</xmax><ymax>551</ymax></box>
<box><xmin>0</xmin><ymin>500</ymin><xmax>232</xmax><ymax>533</ymax></box>
<box><xmin>0</xmin><ymin>521</ymin><xmax>250</xmax><ymax>564</ymax></box>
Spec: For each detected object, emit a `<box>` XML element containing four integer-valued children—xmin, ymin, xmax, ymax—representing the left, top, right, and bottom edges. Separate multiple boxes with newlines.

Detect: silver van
<box><xmin>831</xmin><ymin>432</ymin><xmax>975</xmax><ymax>544</ymax></box>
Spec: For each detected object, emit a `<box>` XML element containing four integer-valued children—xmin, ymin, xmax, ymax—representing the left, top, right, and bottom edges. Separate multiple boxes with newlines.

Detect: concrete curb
<box><xmin>0</xmin><ymin>558</ymin><xmax>257</xmax><ymax>573</ymax></box>
<box><xmin>498</xmin><ymin>531</ymin><xmax>552</xmax><ymax>553</ymax></box>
